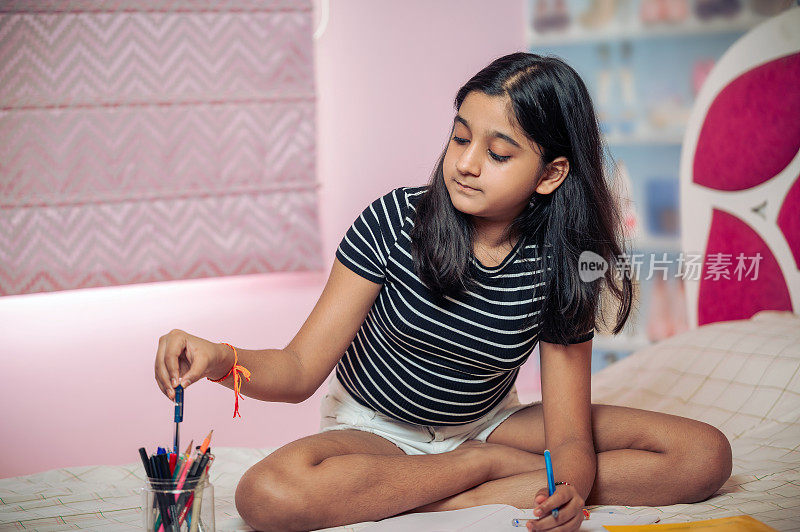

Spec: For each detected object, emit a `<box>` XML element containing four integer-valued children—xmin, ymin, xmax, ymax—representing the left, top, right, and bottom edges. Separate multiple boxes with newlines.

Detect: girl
<box><xmin>154</xmin><ymin>52</ymin><xmax>732</xmax><ymax>532</ymax></box>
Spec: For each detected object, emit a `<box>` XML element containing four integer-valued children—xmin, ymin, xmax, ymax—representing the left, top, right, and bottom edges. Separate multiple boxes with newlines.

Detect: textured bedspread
<box><xmin>1</xmin><ymin>312</ymin><xmax>798</xmax><ymax>531</ymax></box>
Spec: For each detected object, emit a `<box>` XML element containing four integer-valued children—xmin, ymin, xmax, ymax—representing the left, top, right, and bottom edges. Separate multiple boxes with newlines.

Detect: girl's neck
<box><xmin>471</xmin><ymin>217</ymin><xmax>516</xmax><ymax>250</ymax></box>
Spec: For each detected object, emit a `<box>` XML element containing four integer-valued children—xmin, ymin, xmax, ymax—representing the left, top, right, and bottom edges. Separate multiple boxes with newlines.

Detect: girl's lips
<box><xmin>455</xmin><ymin>180</ymin><xmax>480</xmax><ymax>193</ymax></box>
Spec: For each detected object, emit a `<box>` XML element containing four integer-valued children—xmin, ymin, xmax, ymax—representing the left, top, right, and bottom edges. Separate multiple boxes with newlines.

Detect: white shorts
<box><xmin>318</xmin><ymin>375</ymin><xmax>534</xmax><ymax>455</ymax></box>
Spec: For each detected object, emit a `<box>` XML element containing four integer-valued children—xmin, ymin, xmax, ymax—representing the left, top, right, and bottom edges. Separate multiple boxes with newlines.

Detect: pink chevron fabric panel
<box><xmin>692</xmin><ymin>52</ymin><xmax>800</xmax><ymax>191</ymax></box>
<box><xmin>0</xmin><ymin>5</ymin><xmax>313</xmax><ymax>107</ymax></box>
<box><xmin>0</xmin><ymin>1</ymin><xmax>321</xmax><ymax>296</ymax></box>
<box><xmin>698</xmin><ymin>209</ymin><xmax>793</xmax><ymax>326</ymax></box>
<box><xmin>0</xmin><ymin>191</ymin><xmax>321</xmax><ymax>294</ymax></box>
<box><xmin>1</xmin><ymin>103</ymin><xmax>315</xmax><ymax>205</ymax></box>
<box><xmin>0</xmin><ymin>0</ymin><xmax>305</xmax><ymax>12</ymax></box>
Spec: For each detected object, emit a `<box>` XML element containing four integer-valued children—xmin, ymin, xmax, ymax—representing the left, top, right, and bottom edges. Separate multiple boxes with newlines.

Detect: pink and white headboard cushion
<box><xmin>680</xmin><ymin>7</ymin><xmax>800</xmax><ymax>328</ymax></box>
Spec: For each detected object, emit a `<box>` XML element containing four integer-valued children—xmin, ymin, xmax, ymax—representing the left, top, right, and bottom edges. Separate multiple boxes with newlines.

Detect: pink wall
<box><xmin>0</xmin><ymin>0</ymin><xmax>526</xmax><ymax>478</ymax></box>
<box><xmin>315</xmin><ymin>1</ymin><xmax>527</xmax><ymax>261</ymax></box>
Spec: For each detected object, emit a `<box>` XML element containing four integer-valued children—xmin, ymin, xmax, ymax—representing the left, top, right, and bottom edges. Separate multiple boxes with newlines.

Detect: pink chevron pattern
<box><xmin>0</xmin><ymin>102</ymin><xmax>316</xmax><ymax>205</ymax></box>
<box><xmin>0</xmin><ymin>191</ymin><xmax>321</xmax><ymax>294</ymax></box>
<box><xmin>0</xmin><ymin>0</ymin><xmax>321</xmax><ymax>296</ymax></box>
<box><xmin>0</xmin><ymin>7</ymin><xmax>314</xmax><ymax>107</ymax></box>
<box><xmin>0</xmin><ymin>1</ymin><xmax>307</xmax><ymax>13</ymax></box>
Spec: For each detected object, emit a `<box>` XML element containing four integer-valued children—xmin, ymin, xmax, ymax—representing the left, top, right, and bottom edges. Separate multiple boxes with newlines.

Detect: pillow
<box><xmin>591</xmin><ymin>311</ymin><xmax>800</xmax><ymax>442</ymax></box>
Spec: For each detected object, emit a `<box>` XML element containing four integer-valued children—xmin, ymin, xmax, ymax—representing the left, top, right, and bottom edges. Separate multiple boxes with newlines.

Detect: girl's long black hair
<box><xmin>410</xmin><ymin>52</ymin><xmax>633</xmax><ymax>345</ymax></box>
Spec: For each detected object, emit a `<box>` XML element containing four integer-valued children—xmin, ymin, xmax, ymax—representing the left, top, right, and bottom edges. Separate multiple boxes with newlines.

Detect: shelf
<box><xmin>604</xmin><ymin>130</ymin><xmax>684</xmax><ymax>146</ymax></box>
<box><xmin>523</xmin><ymin>0</ymin><xmax>758</xmax><ymax>374</ymax></box>
<box><xmin>630</xmin><ymin>235</ymin><xmax>682</xmax><ymax>253</ymax></box>
<box><xmin>528</xmin><ymin>9</ymin><xmax>766</xmax><ymax>46</ymax></box>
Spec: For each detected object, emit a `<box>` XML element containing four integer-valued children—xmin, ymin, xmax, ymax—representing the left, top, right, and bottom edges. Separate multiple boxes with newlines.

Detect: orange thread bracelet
<box><xmin>207</xmin><ymin>342</ymin><xmax>251</xmax><ymax>418</ymax></box>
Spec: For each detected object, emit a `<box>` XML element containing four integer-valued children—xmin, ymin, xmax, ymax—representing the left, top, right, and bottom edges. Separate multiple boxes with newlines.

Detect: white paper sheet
<box><xmin>358</xmin><ymin>505</ymin><xmax>659</xmax><ymax>531</ymax></box>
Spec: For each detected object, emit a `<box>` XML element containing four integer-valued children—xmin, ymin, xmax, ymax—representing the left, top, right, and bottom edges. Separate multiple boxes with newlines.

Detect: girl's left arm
<box><xmin>539</xmin><ymin>336</ymin><xmax>597</xmax><ymax>502</ymax></box>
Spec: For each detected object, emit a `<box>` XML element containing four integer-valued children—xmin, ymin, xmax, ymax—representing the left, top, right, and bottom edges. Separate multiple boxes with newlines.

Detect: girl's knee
<box><xmin>701</xmin><ymin>424</ymin><xmax>733</xmax><ymax>493</ymax></box>
<box><xmin>235</xmin><ymin>464</ymin><xmax>309</xmax><ymax>532</ymax></box>
<box><xmin>676</xmin><ymin>422</ymin><xmax>732</xmax><ymax>501</ymax></box>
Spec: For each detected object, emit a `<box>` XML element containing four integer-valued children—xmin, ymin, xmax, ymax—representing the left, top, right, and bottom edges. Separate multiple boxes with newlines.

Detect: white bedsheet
<box><xmin>1</xmin><ymin>312</ymin><xmax>798</xmax><ymax>531</ymax></box>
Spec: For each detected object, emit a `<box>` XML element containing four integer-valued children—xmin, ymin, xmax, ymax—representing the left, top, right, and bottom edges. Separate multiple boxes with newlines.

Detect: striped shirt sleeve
<box><xmin>335</xmin><ymin>190</ymin><xmax>403</xmax><ymax>284</ymax></box>
<box><xmin>539</xmin><ymin>328</ymin><xmax>595</xmax><ymax>345</ymax></box>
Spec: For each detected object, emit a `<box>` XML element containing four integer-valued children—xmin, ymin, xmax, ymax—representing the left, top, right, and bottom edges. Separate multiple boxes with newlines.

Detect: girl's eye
<box><xmin>490</xmin><ymin>151</ymin><xmax>510</xmax><ymax>163</ymax></box>
<box><xmin>452</xmin><ymin>136</ymin><xmax>511</xmax><ymax>163</ymax></box>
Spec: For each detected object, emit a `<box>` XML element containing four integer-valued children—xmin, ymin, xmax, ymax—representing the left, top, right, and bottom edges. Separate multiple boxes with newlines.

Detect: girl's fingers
<box><xmin>154</xmin><ymin>335</ymin><xmax>173</xmax><ymax>399</ymax></box>
<box><xmin>154</xmin><ymin>329</ymin><xmax>215</xmax><ymax>393</ymax></box>
<box><xmin>530</xmin><ymin>494</ymin><xmax>582</xmax><ymax>531</ymax></box>
<box><xmin>178</xmin><ymin>356</ymin><xmax>191</xmax><ymax>381</ymax></box>
<box><xmin>179</xmin><ymin>364</ymin><xmax>205</xmax><ymax>389</ymax></box>
<box><xmin>550</xmin><ymin>509</ymin><xmax>583</xmax><ymax>532</ymax></box>
<box><xmin>163</xmin><ymin>331</ymin><xmax>186</xmax><ymax>390</ymax></box>
<box><xmin>531</xmin><ymin>488</ymin><xmax>549</xmax><ymax>518</ymax></box>
<box><xmin>559</xmin><ymin>511</ymin><xmax>584</xmax><ymax>532</ymax></box>
<box><xmin>534</xmin><ymin>487</ymin><xmax>570</xmax><ymax>517</ymax></box>
<box><xmin>179</xmin><ymin>342</ymin><xmax>207</xmax><ymax>388</ymax></box>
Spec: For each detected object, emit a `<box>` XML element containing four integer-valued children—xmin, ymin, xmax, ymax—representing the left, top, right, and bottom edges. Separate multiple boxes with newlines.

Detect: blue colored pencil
<box><xmin>543</xmin><ymin>449</ymin><xmax>559</xmax><ymax>519</ymax></box>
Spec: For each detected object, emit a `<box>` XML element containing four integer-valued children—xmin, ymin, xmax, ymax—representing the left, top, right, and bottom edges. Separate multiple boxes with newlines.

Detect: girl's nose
<box><xmin>456</xmin><ymin>144</ymin><xmax>481</xmax><ymax>176</ymax></box>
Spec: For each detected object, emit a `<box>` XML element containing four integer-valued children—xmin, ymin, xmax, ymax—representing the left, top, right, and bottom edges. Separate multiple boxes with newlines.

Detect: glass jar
<box><xmin>141</xmin><ymin>476</ymin><xmax>214</xmax><ymax>532</ymax></box>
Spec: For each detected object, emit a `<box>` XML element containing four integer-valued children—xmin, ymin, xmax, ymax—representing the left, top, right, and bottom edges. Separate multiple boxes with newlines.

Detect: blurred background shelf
<box><xmin>631</xmin><ymin>235</ymin><xmax>682</xmax><ymax>253</ymax></box>
<box><xmin>604</xmin><ymin>130</ymin><xmax>684</xmax><ymax>146</ymax></box>
<box><xmin>524</xmin><ymin>0</ymin><xmax>793</xmax><ymax>370</ymax></box>
<box><xmin>528</xmin><ymin>7</ymin><xmax>768</xmax><ymax>46</ymax></box>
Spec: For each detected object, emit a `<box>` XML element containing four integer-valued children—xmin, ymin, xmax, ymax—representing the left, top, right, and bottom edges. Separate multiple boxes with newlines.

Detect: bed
<box><xmin>4</xmin><ymin>7</ymin><xmax>799</xmax><ymax>532</ymax></box>
<box><xmin>1</xmin><ymin>310</ymin><xmax>798</xmax><ymax>531</ymax></box>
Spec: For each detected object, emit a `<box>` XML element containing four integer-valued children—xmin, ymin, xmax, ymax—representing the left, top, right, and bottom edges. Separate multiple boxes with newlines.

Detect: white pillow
<box><xmin>591</xmin><ymin>311</ymin><xmax>800</xmax><ymax>442</ymax></box>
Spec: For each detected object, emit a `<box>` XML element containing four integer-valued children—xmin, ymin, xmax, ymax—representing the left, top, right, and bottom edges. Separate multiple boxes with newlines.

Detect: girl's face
<box><xmin>443</xmin><ymin>91</ymin><xmax>559</xmax><ymax>227</ymax></box>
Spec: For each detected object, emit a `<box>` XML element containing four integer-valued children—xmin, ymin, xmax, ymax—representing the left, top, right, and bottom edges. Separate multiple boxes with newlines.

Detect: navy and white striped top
<box><xmin>334</xmin><ymin>186</ymin><xmax>593</xmax><ymax>426</ymax></box>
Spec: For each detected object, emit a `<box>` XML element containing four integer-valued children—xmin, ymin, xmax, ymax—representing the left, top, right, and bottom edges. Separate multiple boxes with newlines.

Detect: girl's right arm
<box><xmin>154</xmin><ymin>258</ymin><xmax>382</xmax><ymax>403</ymax></box>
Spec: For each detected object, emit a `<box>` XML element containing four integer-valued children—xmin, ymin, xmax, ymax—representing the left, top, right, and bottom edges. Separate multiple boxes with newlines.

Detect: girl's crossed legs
<box><xmin>235</xmin><ymin>400</ymin><xmax>732</xmax><ymax>531</ymax></box>
<box><xmin>415</xmin><ymin>401</ymin><xmax>732</xmax><ymax>513</ymax></box>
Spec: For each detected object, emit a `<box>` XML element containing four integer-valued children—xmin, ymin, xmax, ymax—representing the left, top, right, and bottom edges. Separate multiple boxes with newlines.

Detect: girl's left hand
<box><xmin>526</xmin><ymin>483</ymin><xmax>586</xmax><ymax>531</ymax></box>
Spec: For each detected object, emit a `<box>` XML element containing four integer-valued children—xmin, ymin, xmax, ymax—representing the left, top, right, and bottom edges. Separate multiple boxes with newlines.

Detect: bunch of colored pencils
<box><xmin>139</xmin><ymin>430</ymin><xmax>214</xmax><ymax>532</ymax></box>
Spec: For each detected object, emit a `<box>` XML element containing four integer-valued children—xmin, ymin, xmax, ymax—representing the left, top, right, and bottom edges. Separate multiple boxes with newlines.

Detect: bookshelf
<box><xmin>525</xmin><ymin>0</ymin><xmax>784</xmax><ymax>373</ymax></box>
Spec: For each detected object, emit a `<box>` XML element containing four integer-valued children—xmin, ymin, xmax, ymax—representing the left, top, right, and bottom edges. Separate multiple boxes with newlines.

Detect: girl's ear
<box><xmin>535</xmin><ymin>157</ymin><xmax>570</xmax><ymax>195</ymax></box>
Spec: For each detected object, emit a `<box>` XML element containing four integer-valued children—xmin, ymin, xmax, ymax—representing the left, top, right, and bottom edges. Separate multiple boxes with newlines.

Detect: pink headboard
<box><xmin>680</xmin><ymin>7</ymin><xmax>800</xmax><ymax>327</ymax></box>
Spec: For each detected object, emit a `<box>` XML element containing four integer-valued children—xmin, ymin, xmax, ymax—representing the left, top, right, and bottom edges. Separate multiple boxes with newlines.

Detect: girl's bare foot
<box><xmin>458</xmin><ymin>439</ymin><xmax>544</xmax><ymax>480</ymax></box>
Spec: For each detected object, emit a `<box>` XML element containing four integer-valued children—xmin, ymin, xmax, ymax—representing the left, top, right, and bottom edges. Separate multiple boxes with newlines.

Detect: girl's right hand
<box><xmin>154</xmin><ymin>329</ymin><xmax>231</xmax><ymax>400</ymax></box>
